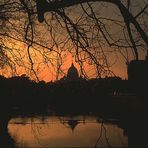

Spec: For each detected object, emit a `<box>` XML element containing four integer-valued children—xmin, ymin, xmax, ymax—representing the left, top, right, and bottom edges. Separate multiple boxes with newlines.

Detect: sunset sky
<box><xmin>0</xmin><ymin>0</ymin><xmax>147</xmax><ymax>82</ymax></box>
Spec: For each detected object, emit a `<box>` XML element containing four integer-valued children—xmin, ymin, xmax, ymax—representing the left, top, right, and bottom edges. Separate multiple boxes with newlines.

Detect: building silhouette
<box><xmin>60</xmin><ymin>63</ymin><xmax>80</xmax><ymax>81</ymax></box>
<box><xmin>67</xmin><ymin>63</ymin><xmax>79</xmax><ymax>80</ymax></box>
<box><xmin>127</xmin><ymin>57</ymin><xmax>148</xmax><ymax>84</ymax></box>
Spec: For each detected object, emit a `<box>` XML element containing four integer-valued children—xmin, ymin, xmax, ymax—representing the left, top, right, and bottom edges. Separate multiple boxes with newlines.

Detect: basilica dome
<box><xmin>67</xmin><ymin>63</ymin><xmax>79</xmax><ymax>80</ymax></box>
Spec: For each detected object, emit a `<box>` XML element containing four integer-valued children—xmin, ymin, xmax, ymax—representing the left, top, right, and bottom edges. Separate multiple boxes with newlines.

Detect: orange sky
<box><xmin>1</xmin><ymin>2</ymin><xmax>146</xmax><ymax>82</ymax></box>
<box><xmin>0</xmin><ymin>45</ymin><xmax>129</xmax><ymax>82</ymax></box>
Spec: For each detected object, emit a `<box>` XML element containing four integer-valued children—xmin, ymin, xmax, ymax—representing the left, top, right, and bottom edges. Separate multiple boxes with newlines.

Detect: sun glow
<box><xmin>0</xmin><ymin>40</ymin><xmax>128</xmax><ymax>82</ymax></box>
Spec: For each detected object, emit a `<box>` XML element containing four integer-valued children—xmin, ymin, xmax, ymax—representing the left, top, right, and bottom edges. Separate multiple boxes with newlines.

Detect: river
<box><xmin>7</xmin><ymin>116</ymin><xmax>128</xmax><ymax>148</ymax></box>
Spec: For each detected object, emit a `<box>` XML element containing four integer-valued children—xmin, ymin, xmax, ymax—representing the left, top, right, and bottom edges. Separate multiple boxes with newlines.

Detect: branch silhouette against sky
<box><xmin>0</xmin><ymin>0</ymin><xmax>147</xmax><ymax>81</ymax></box>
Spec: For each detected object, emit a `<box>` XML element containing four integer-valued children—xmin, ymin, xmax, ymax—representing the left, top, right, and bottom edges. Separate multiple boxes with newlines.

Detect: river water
<box><xmin>8</xmin><ymin>116</ymin><xmax>128</xmax><ymax>148</ymax></box>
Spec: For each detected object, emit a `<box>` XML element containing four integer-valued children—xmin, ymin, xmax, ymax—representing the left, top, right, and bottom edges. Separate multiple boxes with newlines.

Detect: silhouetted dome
<box><xmin>67</xmin><ymin>63</ymin><xmax>79</xmax><ymax>80</ymax></box>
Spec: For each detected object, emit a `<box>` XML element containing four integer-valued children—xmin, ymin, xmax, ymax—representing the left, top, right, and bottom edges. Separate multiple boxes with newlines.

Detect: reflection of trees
<box><xmin>31</xmin><ymin>121</ymin><xmax>50</xmax><ymax>147</ymax></box>
<box><xmin>94</xmin><ymin>122</ymin><xmax>112</xmax><ymax>147</ymax></box>
<box><xmin>0</xmin><ymin>0</ymin><xmax>147</xmax><ymax>80</ymax></box>
<box><xmin>5</xmin><ymin>115</ymin><xmax>128</xmax><ymax>148</ymax></box>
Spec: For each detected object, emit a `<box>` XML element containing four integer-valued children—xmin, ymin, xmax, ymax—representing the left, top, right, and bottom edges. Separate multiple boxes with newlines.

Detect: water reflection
<box><xmin>7</xmin><ymin>116</ymin><xmax>128</xmax><ymax>148</ymax></box>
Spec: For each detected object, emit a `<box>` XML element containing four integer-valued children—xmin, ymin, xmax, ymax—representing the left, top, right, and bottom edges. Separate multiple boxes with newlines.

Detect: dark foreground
<box><xmin>0</xmin><ymin>74</ymin><xmax>148</xmax><ymax>147</ymax></box>
<box><xmin>0</xmin><ymin>93</ymin><xmax>147</xmax><ymax>148</ymax></box>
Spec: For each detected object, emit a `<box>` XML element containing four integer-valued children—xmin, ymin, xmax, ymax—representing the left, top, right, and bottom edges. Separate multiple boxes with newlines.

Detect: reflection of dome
<box><xmin>67</xmin><ymin>119</ymin><xmax>79</xmax><ymax>132</ymax></box>
<box><xmin>67</xmin><ymin>63</ymin><xmax>79</xmax><ymax>80</ymax></box>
